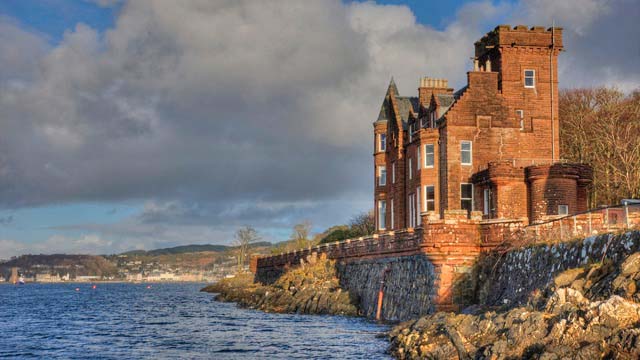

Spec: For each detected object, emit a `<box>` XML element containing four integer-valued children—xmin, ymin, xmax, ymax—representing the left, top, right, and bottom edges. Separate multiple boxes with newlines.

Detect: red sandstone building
<box><xmin>373</xmin><ymin>25</ymin><xmax>592</xmax><ymax>232</ymax></box>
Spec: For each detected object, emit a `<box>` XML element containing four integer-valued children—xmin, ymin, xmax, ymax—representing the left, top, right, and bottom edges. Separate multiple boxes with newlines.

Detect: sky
<box><xmin>0</xmin><ymin>0</ymin><xmax>638</xmax><ymax>258</ymax></box>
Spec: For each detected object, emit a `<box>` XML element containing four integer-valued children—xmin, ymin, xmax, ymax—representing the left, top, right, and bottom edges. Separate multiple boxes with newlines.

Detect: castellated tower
<box><xmin>474</xmin><ymin>24</ymin><xmax>563</xmax><ymax>161</ymax></box>
<box><xmin>373</xmin><ymin>25</ymin><xmax>592</xmax><ymax>231</ymax></box>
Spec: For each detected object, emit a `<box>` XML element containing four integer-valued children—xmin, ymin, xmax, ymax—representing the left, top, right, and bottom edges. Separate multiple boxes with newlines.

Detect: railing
<box><xmin>257</xmin><ymin>229</ymin><xmax>423</xmax><ymax>268</ymax></box>
<box><xmin>495</xmin><ymin>203</ymin><xmax>640</xmax><ymax>251</ymax></box>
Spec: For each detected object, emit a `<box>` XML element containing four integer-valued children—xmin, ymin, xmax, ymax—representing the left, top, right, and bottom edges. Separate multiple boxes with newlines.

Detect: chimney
<box><xmin>418</xmin><ymin>77</ymin><xmax>452</xmax><ymax>106</ymax></box>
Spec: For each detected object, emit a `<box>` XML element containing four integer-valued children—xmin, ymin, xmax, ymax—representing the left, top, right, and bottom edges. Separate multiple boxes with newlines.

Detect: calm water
<box><xmin>0</xmin><ymin>283</ymin><xmax>390</xmax><ymax>359</ymax></box>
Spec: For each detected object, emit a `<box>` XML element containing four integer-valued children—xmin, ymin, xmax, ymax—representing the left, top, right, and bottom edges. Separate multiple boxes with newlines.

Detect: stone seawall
<box><xmin>336</xmin><ymin>255</ymin><xmax>436</xmax><ymax>321</ymax></box>
<box><xmin>476</xmin><ymin>231</ymin><xmax>640</xmax><ymax>307</ymax></box>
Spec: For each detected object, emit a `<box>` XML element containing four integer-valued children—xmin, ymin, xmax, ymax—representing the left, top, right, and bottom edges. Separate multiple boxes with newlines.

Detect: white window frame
<box><xmin>408</xmin><ymin>193</ymin><xmax>415</xmax><ymax>228</ymax></box>
<box><xmin>461</xmin><ymin>183</ymin><xmax>474</xmax><ymax>212</ymax></box>
<box><xmin>378</xmin><ymin>166</ymin><xmax>386</xmax><ymax>186</ymax></box>
<box><xmin>425</xmin><ymin>144</ymin><xmax>434</xmax><ymax>168</ymax></box>
<box><xmin>558</xmin><ymin>204</ymin><xmax>569</xmax><ymax>216</ymax></box>
<box><xmin>461</xmin><ymin>141</ymin><xmax>472</xmax><ymax>166</ymax></box>
<box><xmin>390</xmin><ymin>199</ymin><xmax>394</xmax><ymax>229</ymax></box>
<box><xmin>524</xmin><ymin>69</ymin><xmax>535</xmax><ymax>88</ymax></box>
<box><xmin>483</xmin><ymin>188</ymin><xmax>491</xmax><ymax>216</ymax></box>
<box><xmin>516</xmin><ymin>109</ymin><xmax>524</xmax><ymax>130</ymax></box>
<box><xmin>379</xmin><ymin>133</ymin><xmax>386</xmax><ymax>152</ymax></box>
<box><xmin>416</xmin><ymin>186</ymin><xmax>421</xmax><ymax>225</ymax></box>
<box><xmin>408</xmin><ymin>158</ymin><xmax>413</xmax><ymax>180</ymax></box>
<box><xmin>424</xmin><ymin>185</ymin><xmax>435</xmax><ymax>212</ymax></box>
<box><xmin>378</xmin><ymin>200</ymin><xmax>386</xmax><ymax>230</ymax></box>
<box><xmin>392</xmin><ymin>162</ymin><xmax>396</xmax><ymax>184</ymax></box>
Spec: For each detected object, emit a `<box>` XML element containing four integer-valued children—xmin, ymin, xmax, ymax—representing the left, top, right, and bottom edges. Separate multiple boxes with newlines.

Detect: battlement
<box><xmin>475</xmin><ymin>24</ymin><xmax>563</xmax><ymax>57</ymax></box>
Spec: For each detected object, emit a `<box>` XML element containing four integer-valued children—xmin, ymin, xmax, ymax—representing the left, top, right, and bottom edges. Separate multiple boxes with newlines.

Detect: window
<box><xmin>408</xmin><ymin>158</ymin><xmax>413</xmax><ymax>179</ymax></box>
<box><xmin>392</xmin><ymin>162</ymin><xmax>396</xmax><ymax>184</ymax></box>
<box><xmin>461</xmin><ymin>141</ymin><xmax>472</xmax><ymax>165</ymax></box>
<box><xmin>461</xmin><ymin>183</ymin><xmax>473</xmax><ymax>213</ymax></box>
<box><xmin>379</xmin><ymin>133</ymin><xmax>386</xmax><ymax>151</ymax></box>
<box><xmin>409</xmin><ymin>124</ymin><xmax>414</xmax><ymax>141</ymax></box>
<box><xmin>408</xmin><ymin>194</ymin><xmax>416</xmax><ymax>228</ymax></box>
<box><xmin>416</xmin><ymin>187</ymin><xmax>421</xmax><ymax>225</ymax></box>
<box><xmin>558</xmin><ymin>205</ymin><xmax>569</xmax><ymax>216</ymax></box>
<box><xmin>524</xmin><ymin>69</ymin><xmax>535</xmax><ymax>88</ymax></box>
<box><xmin>425</xmin><ymin>144</ymin><xmax>434</xmax><ymax>168</ymax></box>
<box><xmin>425</xmin><ymin>185</ymin><xmax>435</xmax><ymax>212</ymax></box>
<box><xmin>430</xmin><ymin>111</ymin><xmax>436</xmax><ymax>128</ymax></box>
<box><xmin>516</xmin><ymin>110</ymin><xmax>524</xmax><ymax>130</ymax></box>
<box><xmin>378</xmin><ymin>166</ymin><xmax>386</xmax><ymax>186</ymax></box>
<box><xmin>417</xmin><ymin>146</ymin><xmax>421</xmax><ymax>170</ymax></box>
<box><xmin>378</xmin><ymin>200</ymin><xmax>386</xmax><ymax>230</ymax></box>
<box><xmin>483</xmin><ymin>188</ymin><xmax>491</xmax><ymax>216</ymax></box>
<box><xmin>390</xmin><ymin>199</ymin><xmax>394</xmax><ymax>229</ymax></box>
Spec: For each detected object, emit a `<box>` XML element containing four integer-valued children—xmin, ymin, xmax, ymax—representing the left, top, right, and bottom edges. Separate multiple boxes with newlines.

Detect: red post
<box><xmin>375</xmin><ymin>267</ymin><xmax>391</xmax><ymax>321</ymax></box>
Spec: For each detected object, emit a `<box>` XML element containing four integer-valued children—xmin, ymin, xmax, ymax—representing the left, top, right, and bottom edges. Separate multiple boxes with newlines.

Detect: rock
<box><xmin>554</xmin><ymin>268</ymin><xmax>586</xmax><ymax>288</ymax></box>
<box><xmin>201</xmin><ymin>257</ymin><xmax>359</xmax><ymax>316</ymax></box>
<box><xmin>389</xmin><ymin>252</ymin><xmax>640</xmax><ymax>360</ymax></box>
<box><xmin>620</xmin><ymin>253</ymin><xmax>640</xmax><ymax>276</ymax></box>
<box><xmin>545</xmin><ymin>287</ymin><xmax>588</xmax><ymax>314</ymax></box>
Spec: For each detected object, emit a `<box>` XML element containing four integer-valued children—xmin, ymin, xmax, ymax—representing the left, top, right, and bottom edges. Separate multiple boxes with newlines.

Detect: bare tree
<box><xmin>290</xmin><ymin>220</ymin><xmax>312</xmax><ymax>249</ymax></box>
<box><xmin>233</xmin><ymin>226</ymin><xmax>260</xmax><ymax>271</ymax></box>
<box><xmin>349</xmin><ymin>210</ymin><xmax>375</xmax><ymax>237</ymax></box>
<box><xmin>560</xmin><ymin>87</ymin><xmax>640</xmax><ymax>206</ymax></box>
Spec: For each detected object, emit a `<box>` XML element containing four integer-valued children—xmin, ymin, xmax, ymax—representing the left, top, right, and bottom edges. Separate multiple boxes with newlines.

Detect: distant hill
<box><xmin>0</xmin><ymin>254</ymin><xmax>118</xmax><ymax>277</ymax></box>
<box><xmin>120</xmin><ymin>241</ymin><xmax>273</xmax><ymax>256</ymax></box>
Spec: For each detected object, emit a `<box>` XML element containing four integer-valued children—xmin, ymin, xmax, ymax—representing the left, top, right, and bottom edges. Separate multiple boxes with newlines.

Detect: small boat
<box><xmin>17</xmin><ymin>276</ymin><xmax>25</xmax><ymax>285</ymax></box>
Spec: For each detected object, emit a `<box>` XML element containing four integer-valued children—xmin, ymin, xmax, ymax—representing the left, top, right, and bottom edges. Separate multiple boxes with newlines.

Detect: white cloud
<box><xmin>0</xmin><ymin>0</ymin><xmax>635</xmax><ymax>254</ymax></box>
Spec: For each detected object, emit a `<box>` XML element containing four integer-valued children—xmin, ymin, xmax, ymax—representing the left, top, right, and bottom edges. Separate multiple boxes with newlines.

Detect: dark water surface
<box><xmin>0</xmin><ymin>283</ymin><xmax>391</xmax><ymax>359</ymax></box>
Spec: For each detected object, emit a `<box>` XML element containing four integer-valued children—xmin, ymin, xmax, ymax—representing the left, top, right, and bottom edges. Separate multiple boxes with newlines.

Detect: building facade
<box><xmin>374</xmin><ymin>25</ymin><xmax>592</xmax><ymax>232</ymax></box>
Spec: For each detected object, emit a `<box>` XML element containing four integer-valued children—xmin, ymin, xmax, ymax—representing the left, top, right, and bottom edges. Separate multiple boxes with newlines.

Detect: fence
<box><xmin>495</xmin><ymin>203</ymin><xmax>640</xmax><ymax>251</ymax></box>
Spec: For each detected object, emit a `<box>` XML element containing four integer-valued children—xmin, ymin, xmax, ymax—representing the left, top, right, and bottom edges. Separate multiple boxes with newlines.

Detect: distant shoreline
<box><xmin>0</xmin><ymin>280</ymin><xmax>212</xmax><ymax>285</ymax></box>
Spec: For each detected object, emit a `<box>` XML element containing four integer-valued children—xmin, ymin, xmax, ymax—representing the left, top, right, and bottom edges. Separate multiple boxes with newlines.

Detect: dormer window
<box><xmin>430</xmin><ymin>111</ymin><xmax>436</xmax><ymax>128</ymax></box>
<box><xmin>524</xmin><ymin>69</ymin><xmax>535</xmax><ymax>88</ymax></box>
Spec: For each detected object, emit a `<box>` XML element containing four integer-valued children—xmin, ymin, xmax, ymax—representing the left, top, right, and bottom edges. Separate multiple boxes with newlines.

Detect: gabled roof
<box><xmin>435</xmin><ymin>94</ymin><xmax>455</xmax><ymax>116</ymax></box>
<box><xmin>396</xmin><ymin>96</ymin><xmax>419</xmax><ymax>128</ymax></box>
<box><xmin>376</xmin><ymin>78</ymin><xmax>419</xmax><ymax>129</ymax></box>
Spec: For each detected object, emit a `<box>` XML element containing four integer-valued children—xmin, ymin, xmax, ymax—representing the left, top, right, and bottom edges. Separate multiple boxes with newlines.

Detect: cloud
<box><xmin>0</xmin><ymin>215</ymin><xmax>13</xmax><ymax>226</ymax></box>
<box><xmin>0</xmin><ymin>234</ymin><xmax>115</xmax><ymax>258</ymax></box>
<box><xmin>0</xmin><ymin>0</ymin><xmax>636</xmax><ymax>253</ymax></box>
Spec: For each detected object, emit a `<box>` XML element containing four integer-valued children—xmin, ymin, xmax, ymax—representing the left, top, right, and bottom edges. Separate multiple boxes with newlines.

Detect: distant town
<box><xmin>0</xmin><ymin>242</ymin><xmax>274</xmax><ymax>284</ymax></box>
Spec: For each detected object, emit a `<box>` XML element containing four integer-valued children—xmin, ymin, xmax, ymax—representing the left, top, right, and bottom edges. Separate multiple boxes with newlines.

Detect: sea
<box><xmin>0</xmin><ymin>282</ymin><xmax>391</xmax><ymax>359</ymax></box>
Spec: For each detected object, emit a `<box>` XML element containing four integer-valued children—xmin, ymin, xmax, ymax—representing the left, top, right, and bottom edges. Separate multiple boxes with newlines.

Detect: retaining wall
<box><xmin>336</xmin><ymin>255</ymin><xmax>436</xmax><ymax>321</ymax></box>
<box><xmin>476</xmin><ymin>230</ymin><xmax>640</xmax><ymax>307</ymax></box>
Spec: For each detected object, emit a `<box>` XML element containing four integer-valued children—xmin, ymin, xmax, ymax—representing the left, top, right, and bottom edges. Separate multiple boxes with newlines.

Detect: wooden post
<box><xmin>375</xmin><ymin>267</ymin><xmax>391</xmax><ymax>321</ymax></box>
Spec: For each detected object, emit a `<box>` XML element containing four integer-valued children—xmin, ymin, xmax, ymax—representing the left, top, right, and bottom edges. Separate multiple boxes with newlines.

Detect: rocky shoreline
<box><xmin>203</xmin><ymin>249</ymin><xmax>640</xmax><ymax>359</ymax></box>
<box><xmin>201</xmin><ymin>254</ymin><xmax>359</xmax><ymax>316</ymax></box>
<box><xmin>389</xmin><ymin>252</ymin><xmax>640</xmax><ymax>359</ymax></box>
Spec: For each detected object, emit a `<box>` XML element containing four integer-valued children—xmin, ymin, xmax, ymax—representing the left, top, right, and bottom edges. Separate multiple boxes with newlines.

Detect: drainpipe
<box><xmin>375</xmin><ymin>266</ymin><xmax>391</xmax><ymax>321</ymax></box>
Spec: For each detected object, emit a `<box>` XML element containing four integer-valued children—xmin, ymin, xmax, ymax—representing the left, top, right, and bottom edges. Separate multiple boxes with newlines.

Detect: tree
<box><xmin>349</xmin><ymin>210</ymin><xmax>376</xmax><ymax>237</ymax></box>
<box><xmin>233</xmin><ymin>226</ymin><xmax>260</xmax><ymax>271</ymax></box>
<box><xmin>560</xmin><ymin>87</ymin><xmax>640</xmax><ymax>206</ymax></box>
<box><xmin>290</xmin><ymin>220</ymin><xmax>313</xmax><ymax>249</ymax></box>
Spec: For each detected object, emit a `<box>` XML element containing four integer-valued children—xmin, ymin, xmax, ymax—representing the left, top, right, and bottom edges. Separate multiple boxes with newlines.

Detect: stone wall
<box><xmin>475</xmin><ymin>230</ymin><xmax>640</xmax><ymax>307</ymax></box>
<box><xmin>336</xmin><ymin>255</ymin><xmax>436</xmax><ymax>321</ymax></box>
